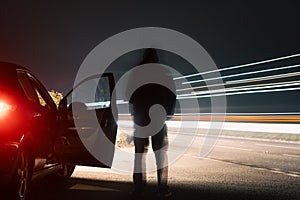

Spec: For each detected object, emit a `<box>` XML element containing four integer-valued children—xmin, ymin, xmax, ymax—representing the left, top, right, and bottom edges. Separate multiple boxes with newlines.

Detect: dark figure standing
<box><xmin>128</xmin><ymin>49</ymin><xmax>176</xmax><ymax>199</ymax></box>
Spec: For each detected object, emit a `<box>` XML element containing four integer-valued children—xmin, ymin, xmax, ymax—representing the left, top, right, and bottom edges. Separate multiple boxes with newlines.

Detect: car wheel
<box><xmin>14</xmin><ymin>148</ymin><xmax>32</xmax><ymax>200</ymax></box>
<box><xmin>46</xmin><ymin>163</ymin><xmax>75</xmax><ymax>182</ymax></box>
<box><xmin>57</xmin><ymin>163</ymin><xmax>75</xmax><ymax>179</ymax></box>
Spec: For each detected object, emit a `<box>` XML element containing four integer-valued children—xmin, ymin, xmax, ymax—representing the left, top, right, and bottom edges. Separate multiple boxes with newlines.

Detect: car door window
<box><xmin>35</xmin><ymin>88</ymin><xmax>47</xmax><ymax>107</ymax></box>
<box><xmin>17</xmin><ymin>71</ymin><xmax>39</xmax><ymax>104</ymax></box>
<box><xmin>67</xmin><ymin>76</ymin><xmax>111</xmax><ymax>110</ymax></box>
<box><xmin>27</xmin><ymin>73</ymin><xmax>56</xmax><ymax>110</ymax></box>
<box><xmin>18</xmin><ymin>71</ymin><xmax>56</xmax><ymax>110</ymax></box>
<box><xmin>56</xmin><ymin>73</ymin><xmax>117</xmax><ymax>168</ymax></box>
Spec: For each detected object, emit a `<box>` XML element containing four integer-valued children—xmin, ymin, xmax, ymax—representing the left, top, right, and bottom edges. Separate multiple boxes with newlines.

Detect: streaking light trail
<box><xmin>176</xmin><ymin>71</ymin><xmax>300</xmax><ymax>93</ymax></box>
<box><xmin>226</xmin><ymin>71</ymin><xmax>300</xmax><ymax>84</ymax></box>
<box><xmin>174</xmin><ymin>52</ymin><xmax>300</xmax><ymax>80</ymax></box>
<box><xmin>181</xmin><ymin>64</ymin><xmax>300</xmax><ymax>85</ymax></box>
<box><xmin>178</xmin><ymin>80</ymin><xmax>300</xmax><ymax>97</ymax></box>
<box><xmin>177</xmin><ymin>86</ymin><xmax>300</xmax><ymax>99</ymax></box>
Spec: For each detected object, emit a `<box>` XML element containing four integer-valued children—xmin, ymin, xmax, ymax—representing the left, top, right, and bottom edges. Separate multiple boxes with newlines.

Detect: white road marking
<box><xmin>282</xmin><ymin>154</ymin><xmax>300</xmax><ymax>159</ymax></box>
<box><xmin>271</xmin><ymin>168</ymin><xmax>281</xmax><ymax>171</ymax></box>
<box><xmin>255</xmin><ymin>143</ymin><xmax>300</xmax><ymax>150</ymax></box>
<box><xmin>270</xmin><ymin>170</ymin><xmax>285</xmax><ymax>174</ymax></box>
<box><xmin>286</xmin><ymin>173</ymin><xmax>300</xmax><ymax>178</ymax></box>
<box><xmin>217</xmin><ymin>145</ymin><xmax>253</xmax><ymax>152</ymax></box>
<box><xmin>291</xmin><ymin>171</ymin><xmax>300</xmax><ymax>175</ymax></box>
<box><xmin>254</xmin><ymin>167</ymin><xmax>265</xmax><ymax>171</ymax></box>
<box><xmin>184</xmin><ymin>154</ymin><xmax>300</xmax><ymax>178</ymax></box>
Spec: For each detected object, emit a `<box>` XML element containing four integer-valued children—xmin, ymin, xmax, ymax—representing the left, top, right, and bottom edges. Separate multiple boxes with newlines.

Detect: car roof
<box><xmin>0</xmin><ymin>62</ymin><xmax>29</xmax><ymax>82</ymax></box>
<box><xmin>0</xmin><ymin>62</ymin><xmax>28</xmax><ymax>72</ymax></box>
<box><xmin>0</xmin><ymin>62</ymin><xmax>28</xmax><ymax>100</ymax></box>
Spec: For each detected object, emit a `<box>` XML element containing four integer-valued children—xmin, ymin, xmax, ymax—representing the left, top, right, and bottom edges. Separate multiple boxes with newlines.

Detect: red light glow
<box><xmin>0</xmin><ymin>101</ymin><xmax>12</xmax><ymax>118</ymax></box>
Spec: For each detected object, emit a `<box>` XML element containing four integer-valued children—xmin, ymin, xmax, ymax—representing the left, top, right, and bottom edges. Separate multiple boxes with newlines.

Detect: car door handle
<box><xmin>33</xmin><ymin>112</ymin><xmax>42</xmax><ymax>118</ymax></box>
<box><xmin>104</xmin><ymin>119</ymin><xmax>108</xmax><ymax>128</ymax></box>
<box><xmin>61</xmin><ymin>136</ymin><xmax>70</xmax><ymax>146</ymax></box>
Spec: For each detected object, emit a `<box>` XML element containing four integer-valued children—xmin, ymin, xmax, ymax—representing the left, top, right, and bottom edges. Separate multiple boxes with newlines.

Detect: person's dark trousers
<box><xmin>133</xmin><ymin>124</ymin><xmax>169</xmax><ymax>192</ymax></box>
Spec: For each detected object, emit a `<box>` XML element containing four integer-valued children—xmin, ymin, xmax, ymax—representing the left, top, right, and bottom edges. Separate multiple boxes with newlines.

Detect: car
<box><xmin>0</xmin><ymin>62</ymin><xmax>118</xmax><ymax>200</ymax></box>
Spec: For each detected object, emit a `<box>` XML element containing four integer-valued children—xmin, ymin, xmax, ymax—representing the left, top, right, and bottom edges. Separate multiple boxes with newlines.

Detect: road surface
<box><xmin>25</xmin><ymin>124</ymin><xmax>300</xmax><ymax>200</ymax></box>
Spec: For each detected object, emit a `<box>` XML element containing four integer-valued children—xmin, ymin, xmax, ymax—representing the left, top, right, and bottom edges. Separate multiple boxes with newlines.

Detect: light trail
<box><xmin>176</xmin><ymin>82</ymin><xmax>225</xmax><ymax>92</ymax></box>
<box><xmin>172</xmin><ymin>112</ymin><xmax>300</xmax><ymax>116</ymax></box>
<box><xmin>226</xmin><ymin>71</ymin><xmax>300</xmax><ymax>85</ymax></box>
<box><xmin>177</xmin><ymin>86</ymin><xmax>300</xmax><ymax>99</ymax></box>
<box><xmin>178</xmin><ymin>80</ymin><xmax>300</xmax><ymax>97</ymax></box>
<box><xmin>174</xmin><ymin>52</ymin><xmax>300</xmax><ymax>80</ymax></box>
<box><xmin>118</xmin><ymin>115</ymin><xmax>300</xmax><ymax>123</ymax></box>
<box><xmin>176</xmin><ymin>71</ymin><xmax>300</xmax><ymax>93</ymax></box>
<box><xmin>182</xmin><ymin>64</ymin><xmax>300</xmax><ymax>85</ymax></box>
<box><xmin>118</xmin><ymin>54</ymin><xmax>300</xmax><ymax>118</ymax></box>
<box><xmin>222</xmin><ymin>79</ymin><xmax>300</xmax><ymax>92</ymax></box>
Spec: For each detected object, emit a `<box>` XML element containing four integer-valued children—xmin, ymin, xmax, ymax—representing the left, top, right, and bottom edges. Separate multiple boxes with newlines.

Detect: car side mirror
<box><xmin>58</xmin><ymin>98</ymin><xmax>67</xmax><ymax>111</ymax></box>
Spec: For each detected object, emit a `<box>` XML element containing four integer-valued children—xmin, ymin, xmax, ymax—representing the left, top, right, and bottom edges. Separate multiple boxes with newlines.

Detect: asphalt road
<box><xmin>27</xmin><ymin>128</ymin><xmax>300</xmax><ymax>200</ymax></box>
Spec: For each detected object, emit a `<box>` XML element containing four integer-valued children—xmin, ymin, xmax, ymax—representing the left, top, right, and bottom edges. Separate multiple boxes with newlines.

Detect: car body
<box><xmin>0</xmin><ymin>62</ymin><xmax>118</xmax><ymax>200</ymax></box>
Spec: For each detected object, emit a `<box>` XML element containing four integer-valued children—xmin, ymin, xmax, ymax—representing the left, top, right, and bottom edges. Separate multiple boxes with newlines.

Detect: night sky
<box><xmin>0</xmin><ymin>1</ymin><xmax>299</xmax><ymax>113</ymax></box>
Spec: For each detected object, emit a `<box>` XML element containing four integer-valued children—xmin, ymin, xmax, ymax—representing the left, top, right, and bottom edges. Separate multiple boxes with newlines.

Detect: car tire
<box><xmin>11</xmin><ymin>147</ymin><xmax>33</xmax><ymax>200</ymax></box>
<box><xmin>46</xmin><ymin>163</ymin><xmax>75</xmax><ymax>182</ymax></box>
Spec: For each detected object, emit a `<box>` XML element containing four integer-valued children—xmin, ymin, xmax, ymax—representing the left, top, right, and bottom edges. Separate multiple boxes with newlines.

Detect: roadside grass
<box><xmin>116</xmin><ymin>133</ymin><xmax>133</xmax><ymax>147</ymax></box>
<box><xmin>219</xmin><ymin>129</ymin><xmax>300</xmax><ymax>142</ymax></box>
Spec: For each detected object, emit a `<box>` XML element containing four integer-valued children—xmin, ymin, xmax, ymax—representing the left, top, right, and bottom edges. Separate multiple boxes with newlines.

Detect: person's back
<box><xmin>130</xmin><ymin>83</ymin><xmax>176</xmax><ymax>126</ymax></box>
<box><xmin>127</xmin><ymin>48</ymin><xmax>176</xmax><ymax>199</ymax></box>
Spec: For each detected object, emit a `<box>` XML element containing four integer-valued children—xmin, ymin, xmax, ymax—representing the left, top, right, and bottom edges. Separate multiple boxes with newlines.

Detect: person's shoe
<box><xmin>158</xmin><ymin>187</ymin><xmax>172</xmax><ymax>199</ymax></box>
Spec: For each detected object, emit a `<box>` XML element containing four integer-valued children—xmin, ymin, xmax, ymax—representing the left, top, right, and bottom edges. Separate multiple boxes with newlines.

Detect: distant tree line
<box><xmin>48</xmin><ymin>90</ymin><xmax>63</xmax><ymax>106</ymax></box>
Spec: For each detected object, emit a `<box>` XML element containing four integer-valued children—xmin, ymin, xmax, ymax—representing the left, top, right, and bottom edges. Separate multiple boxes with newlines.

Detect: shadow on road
<box><xmin>2</xmin><ymin>177</ymin><xmax>292</xmax><ymax>200</ymax></box>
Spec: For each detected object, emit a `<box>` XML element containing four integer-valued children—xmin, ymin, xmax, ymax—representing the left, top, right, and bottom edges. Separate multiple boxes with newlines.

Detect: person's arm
<box><xmin>165</xmin><ymin>90</ymin><xmax>176</xmax><ymax>120</ymax></box>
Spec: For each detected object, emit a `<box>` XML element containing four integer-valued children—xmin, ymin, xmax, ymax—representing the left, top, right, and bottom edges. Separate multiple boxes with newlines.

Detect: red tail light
<box><xmin>0</xmin><ymin>101</ymin><xmax>13</xmax><ymax>118</ymax></box>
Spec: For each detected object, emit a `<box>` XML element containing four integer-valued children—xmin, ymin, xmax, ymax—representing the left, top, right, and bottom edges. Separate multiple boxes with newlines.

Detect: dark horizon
<box><xmin>0</xmin><ymin>1</ymin><xmax>299</xmax><ymax>114</ymax></box>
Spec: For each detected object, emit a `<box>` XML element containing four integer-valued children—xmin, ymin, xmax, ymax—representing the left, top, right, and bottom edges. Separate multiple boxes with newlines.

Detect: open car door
<box><xmin>55</xmin><ymin>73</ymin><xmax>118</xmax><ymax>168</ymax></box>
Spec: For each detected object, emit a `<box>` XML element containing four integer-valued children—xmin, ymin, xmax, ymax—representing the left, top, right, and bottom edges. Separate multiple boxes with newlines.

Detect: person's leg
<box><xmin>152</xmin><ymin>124</ymin><xmax>170</xmax><ymax>193</ymax></box>
<box><xmin>133</xmin><ymin>135</ymin><xmax>149</xmax><ymax>193</ymax></box>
